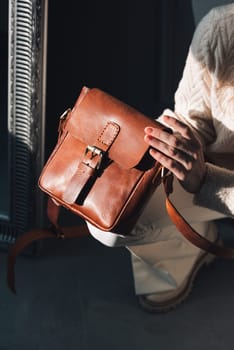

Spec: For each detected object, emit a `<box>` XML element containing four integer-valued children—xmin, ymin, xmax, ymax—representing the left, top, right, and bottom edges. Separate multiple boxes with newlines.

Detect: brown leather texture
<box><xmin>39</xmin><ymin>87</ymin><xmax>165</xmax><ymax>234</ymax></box>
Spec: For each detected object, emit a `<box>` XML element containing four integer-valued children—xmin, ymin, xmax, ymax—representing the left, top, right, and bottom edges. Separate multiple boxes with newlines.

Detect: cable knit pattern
<box><xmin>163</xmin><ymin>4</ymin><xmax>234</xmax><ymax>217</ymax></box>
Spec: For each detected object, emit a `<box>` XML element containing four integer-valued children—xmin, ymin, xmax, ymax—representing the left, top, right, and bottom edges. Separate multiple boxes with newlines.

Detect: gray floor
<box><xmin>1</xmin><ymin>219</ymin><xmax>234</xmax><ymax>350</ymax></box>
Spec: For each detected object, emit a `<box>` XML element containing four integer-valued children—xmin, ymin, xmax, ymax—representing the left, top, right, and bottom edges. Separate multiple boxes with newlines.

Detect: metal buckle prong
<box><xmin>161</xmin><ymin>166</ymin><xmax>171</xmax><ymax>178</ymax></box>
<box><xmin>84</xmin><ymin>145</ymin><xmax>105</xmax><ymax>170</ymax></box>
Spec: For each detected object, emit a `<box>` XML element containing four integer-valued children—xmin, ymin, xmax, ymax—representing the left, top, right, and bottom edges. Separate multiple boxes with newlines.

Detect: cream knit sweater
<box><xmin>163</xmin><ymin>4</ymin><xmax>234</xmax><ymax>217</ymax></box>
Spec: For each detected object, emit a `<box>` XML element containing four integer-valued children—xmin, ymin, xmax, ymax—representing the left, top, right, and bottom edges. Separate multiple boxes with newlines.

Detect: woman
<box><xmin>87</xmin><ymin>3</ymin><xmax>234</xmax><ymax>312</ymax></box>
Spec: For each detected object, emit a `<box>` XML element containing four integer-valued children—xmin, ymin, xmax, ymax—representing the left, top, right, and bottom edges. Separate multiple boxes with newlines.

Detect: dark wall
<box><xmin>45</xmin><ymin>0</ymin><xmax>195</xmax><ymax>157</ymax></box>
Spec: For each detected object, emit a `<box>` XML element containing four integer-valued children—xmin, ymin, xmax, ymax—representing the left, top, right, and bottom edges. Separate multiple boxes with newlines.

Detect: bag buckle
<box><xmin>84</xmin><ymin>145</ymin><xmax>105</xmax><ymax>170</ymax></box>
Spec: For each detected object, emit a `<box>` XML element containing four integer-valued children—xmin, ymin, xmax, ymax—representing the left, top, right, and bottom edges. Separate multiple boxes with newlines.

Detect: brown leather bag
<box><xmin>39</xmin><ymin>86</ymin><xmax>167</xmax><ymax>234</ymax></box>
<box><xmin>7</xmin><ymin>86</ymin><xmax>234</xmax><ymax>293</ymax></box>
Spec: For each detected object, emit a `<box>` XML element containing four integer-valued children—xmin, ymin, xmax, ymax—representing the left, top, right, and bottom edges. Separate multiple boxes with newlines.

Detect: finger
<box><xmin>144</xmin><ymin>129</ymin><xmax>199</xmax><ymax>160</ymax></box>
<box><xmin>149</xmin><ymin>148</ymin><xmax>188</xmax><ymax>181</ymax></box>
<box><xmin>162</xmin><ymin>115</ymin><xmax>195</xmax><ymax>141</ymax></box>
<box><xmin>145</xmin><ymin>135</ymin><xmax>194</xmax><ymax>171</ymax></box>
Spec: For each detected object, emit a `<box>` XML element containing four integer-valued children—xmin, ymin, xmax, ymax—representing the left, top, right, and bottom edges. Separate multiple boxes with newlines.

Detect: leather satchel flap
<box><xmin>66</xmin><ymin>88</ymin><xmax>165</xmax><ymax>169</ymax></box>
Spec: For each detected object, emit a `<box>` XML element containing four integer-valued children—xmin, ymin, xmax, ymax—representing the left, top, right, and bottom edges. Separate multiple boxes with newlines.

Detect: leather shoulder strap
<box><xmin>163</xmin><ymin>173</ymin><xmax>234</xmax><ymax>259</ymax></box>
<box><xmin>7</xmin><ymin>223</ymin><xmax>89</xmax><ymax>293</ymax></box>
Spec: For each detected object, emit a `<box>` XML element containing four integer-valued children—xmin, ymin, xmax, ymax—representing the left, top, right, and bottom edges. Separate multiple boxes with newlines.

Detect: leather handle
<box><xmin>163</xmin><ymin>174</ymin><xmax>234</xmax><ymax>259</ymax></box>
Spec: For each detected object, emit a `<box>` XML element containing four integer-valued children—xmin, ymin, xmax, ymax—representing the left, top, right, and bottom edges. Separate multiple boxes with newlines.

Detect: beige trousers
<box><xmin>87</xmin><ymin>178</ymin><xmax>226</xmax><ymax>295</ymax></box>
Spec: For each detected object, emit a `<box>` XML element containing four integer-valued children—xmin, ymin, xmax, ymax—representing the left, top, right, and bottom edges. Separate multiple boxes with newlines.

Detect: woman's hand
<box><xmin>144</xmin><ymin>115</ymin><xmax>207</xmax><ymax>193</ymax></box>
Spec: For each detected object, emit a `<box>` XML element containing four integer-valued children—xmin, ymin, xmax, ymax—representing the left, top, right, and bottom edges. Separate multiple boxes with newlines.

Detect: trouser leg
<box><xmin>127</xmin><ymin>179</ymin><xmax>226</xmax><ymax>295</ymax></box>
<box><xmin>128</xmin><ymin>221</ymin><xmax>218</xmax><ymax>295</ymax></box>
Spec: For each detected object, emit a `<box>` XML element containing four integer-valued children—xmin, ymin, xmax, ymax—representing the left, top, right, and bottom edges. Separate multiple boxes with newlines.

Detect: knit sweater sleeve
<box><xmin>194</xmin><ymin>163</ymin><xmax>234</xmax><ymax>218</ymax></box>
